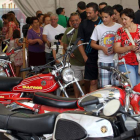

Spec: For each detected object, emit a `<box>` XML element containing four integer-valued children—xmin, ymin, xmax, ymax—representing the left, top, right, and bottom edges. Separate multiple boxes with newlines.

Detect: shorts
<box><xmin>98</xmin><ymin>62</ymin><xmax>115</xmax><ymax>88</ymax></box>
<box><xmin>84</xmin><ymin>57</ymin><xmax>98</xmax><ymax>80</ymax></box>
<box><xmin>71</xmin><ymin>65</ymin><xmax>85</xmax><ymax>81</ymax></box>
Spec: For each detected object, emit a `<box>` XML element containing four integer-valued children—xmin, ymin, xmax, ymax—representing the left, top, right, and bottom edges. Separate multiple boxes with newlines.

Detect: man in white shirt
<box><xmin>91</xmin><ymin>6</ymin><xmax>122</xmax><ymax>88</ymax></box>
<box><xmin>43</xmin><ymin>14</ymin><xmax>65</xmax><ymax>63</ymax></box>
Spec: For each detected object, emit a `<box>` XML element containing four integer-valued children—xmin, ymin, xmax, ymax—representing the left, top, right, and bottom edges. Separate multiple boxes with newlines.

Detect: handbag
<box><xmin>124</xmin><ymin>28</ymin><xmax>140</xmax><ymax>74</ymax></box>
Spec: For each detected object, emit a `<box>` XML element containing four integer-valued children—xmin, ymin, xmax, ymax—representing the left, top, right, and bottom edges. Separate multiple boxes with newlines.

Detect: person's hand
<box><xmin>136</xmin><ymin>47</ymin><xmax>140</xmax><ymax>53</ymax></box>
<box><xmin>46</xmin><ymin>40</ymin><xmax>51</xmax><ymax>48</ymax></box>
<box><xmin>37</xmin><ymin>39</ymin><xmax>43</xmax><ymax>45</ymax></box>
<box><xmin>102</xmin><ymin>47</ymin><xmax>108</xmax><ymax>55</ymax></box>
<box><xmin>129</xmin><ymin>45</ymin><xmax>139</xmax><ymax>52</ymax></box>
<box><xmin>83</xmin><ymin>55</ymin><xmax>88</xmax><ymax>62</ymax></box>
<box><xmin>70</xmin><ymin>53</ymin><xmax>75</xmax><ymax>58</ymax></box>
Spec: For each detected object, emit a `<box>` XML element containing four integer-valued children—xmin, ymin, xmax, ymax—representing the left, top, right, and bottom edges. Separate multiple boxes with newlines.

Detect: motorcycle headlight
<box><xmin>61</xmin><ymin>68</ymin><xmax>74</xmax><ymax>83</ymax></box>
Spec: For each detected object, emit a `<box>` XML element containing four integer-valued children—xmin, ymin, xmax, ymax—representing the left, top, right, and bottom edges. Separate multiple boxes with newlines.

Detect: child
<box><xmin>52</xmin><ymin>33</ymin><xmax>64</xmax><ymax>64</ymax></box>
<box><xmin>90</xmin><ymin>6</ymin><xmax>122</xmax><ymax>88</ymax></box>
<box><xmin>10</xmin><ymin>29</ymin><xmax>23</xmax><ymax>77</ymax></box>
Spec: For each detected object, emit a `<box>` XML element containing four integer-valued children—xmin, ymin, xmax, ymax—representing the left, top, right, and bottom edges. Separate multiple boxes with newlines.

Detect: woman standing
<box><xmin>43</xmin><ymin>14</ymin><xmax>51</xmax><ymax>26</ymax></box>
<box><xmin>114</xmin><ymin>8</ymin><xmax>140</xmax><ymax>87</ymax></box>
<box><xmin>1</xmin><ymin>14</ymin><xmax>9</xmax><ymax>51</ymax></box>
<box><xmin>6</xmin><ymin>13</ymin><xmax>19</xmax><ymax>40</ymax></box>
<box><xmin>5</xmin><ymin>13</ymin><xmax>19</xmax><ymax>65</ymax></box>
<box><xmin>27</xmin><ymin>17</ymin><xmax>46</xmax><ymax>66</ymax></box>
<box><xmin>113</xmin><ymin>4</ymin><xmax>123</xmax><ymax>25</ymax></box>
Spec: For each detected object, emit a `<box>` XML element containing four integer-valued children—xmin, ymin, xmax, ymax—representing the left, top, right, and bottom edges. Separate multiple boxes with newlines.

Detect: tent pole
<box><xmin>55</xmin><ymin>0</ymin><xmax>60</xmax><ymax>10</ymax></box>
<box><xmin>55</xmin><ymin>0</ymin><xmax>57</xmax><ymax>10</ymax></box>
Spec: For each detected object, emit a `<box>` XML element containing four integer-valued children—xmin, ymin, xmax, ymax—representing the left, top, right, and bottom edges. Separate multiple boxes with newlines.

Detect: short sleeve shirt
<box><xmin>91</xmin><ymin>23</ymin><xmax>122</xmax><ymax>63</ymax></box>
<box><xmin>2</xmin><ymin>23</ymin><xmax>8</xmax><ymax>39</ymax></box>
<box><xmin>77</xmin><ymin>18</ymin><xmax>102</xmax><ymax>59</ymax></box>
<box><xmin>62</xmin><ymin>27</ymin><xmax>85</xmax><ymax>66</ymax></box>
<box><xmin>114</xmin><ymin>24</ymin><xmax>140</xmax><ymax>65</ymax></box>
<box><xmin>58</xmin><ymin>14</ymin><xmax>69</xmax><ymax>28</ymax></box>
<box><xmin>6</xmin><ymin>21</ymin><xmax>18</xmax><ymax>40</ymax></box>
<box><xmin>52</xmin><ymin>44</ymin><xmax>63</xmax><ymax>62</ymax></box>
<box><xmin>27</xmin><ymin>27</ymin><xmax>45</xmax><ymax>52</ymax></box>
<box><xmin>43</xmin><ymin>24</ymin><xmax>65</xmax><ymax>53</ymax></box>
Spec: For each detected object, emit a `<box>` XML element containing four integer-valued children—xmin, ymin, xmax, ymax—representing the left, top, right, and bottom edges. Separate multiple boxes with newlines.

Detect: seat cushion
<box><xmin>0</xmin><ymin>77</ymin><xmax>22</xmax><ymax>91</ymax></box>
<box><xmin>33</xmin><ymin>92</ymin><xmax>78</xmax><ymax>108</ymax></box>
<box><xmin>0</xmin><ymin>104</ymin><xmax>59</xmax><ymax>135</ymax></box>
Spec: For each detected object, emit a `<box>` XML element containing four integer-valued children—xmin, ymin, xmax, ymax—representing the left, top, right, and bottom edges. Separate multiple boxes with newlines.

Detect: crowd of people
<box><xmin>1</xmin><ymin>1</ymin><xmax>140</xmax><ymax>98</ymax></box>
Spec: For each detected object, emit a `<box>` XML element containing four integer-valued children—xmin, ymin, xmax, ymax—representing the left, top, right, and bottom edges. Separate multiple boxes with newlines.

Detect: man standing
<box><xmin>62</xmin><ymin>12</ymin><xmax>84</xmax><ymax>98</ymax></box>
<box><xmin>56</xmin><ymin>7</ymin><xmax>69</xmax><ymax>28</ymax></box>
<box><xmin>43</xmin><ymin>14</ymin><xmax>65</xmax><ymax>63</ymax></box>
<box><xmin>99</xmin><ymin>2</ymin><xmax>107</xmax><ymax>10</ymax></box>
<box><xmin>36</xmin><ymin>10</ymin><xmax>42</xmax><ymax>16</ymax></box>
<box><xmin>37</xmin><ymin>13</ymin><xmax>44</xmax><ymax>27</ymax></box>
<box><xmin>77</xmin><ymin>1</ymin><xmax>87</xmax><ymax>21</ymax></box>
<box><xmin>78</xmin><ymin>2</ymin><xmax>102</xmax><ymax>93</ymax></box>
<box><xmin>91</xmin><ymin>6</ymin><xmax>122</xmax><ymax>87</ymax></box>
<box><xmin>134</xmin><ymin>0</ymin><xmax>140</xmax><ymax>24</ymax></box>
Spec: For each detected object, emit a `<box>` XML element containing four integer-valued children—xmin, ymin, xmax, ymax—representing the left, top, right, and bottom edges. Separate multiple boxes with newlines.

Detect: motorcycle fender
<box><xmin>53</xmin><ymin>113</ymin><xmax>113</xmax><ymax>139</ymax></box>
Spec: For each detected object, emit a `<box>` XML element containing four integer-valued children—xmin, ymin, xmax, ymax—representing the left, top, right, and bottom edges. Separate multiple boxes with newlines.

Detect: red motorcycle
<box><xmin>6</xmin><ymin>60</ymin><xmax>140</xmax><ymax>115</ymax></box>
<box><xmin>0</xmin><ymin>38</ymin><xmax>23</xmax><ymax>77</ymax></box>
<box><xmin>0</xmin><ymin>38</ymin><xmax>85</xmax><ymax>106</ymax></box>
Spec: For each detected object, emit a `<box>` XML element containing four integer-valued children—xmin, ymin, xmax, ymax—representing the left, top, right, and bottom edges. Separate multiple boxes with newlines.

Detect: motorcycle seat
<box><xmin>0</xmin><ymin>103</ymin><xmax>59</xmax><ymax>135</ymax></box>
<box><xmin>33</xmin><ymin>92</ymin><xmax>78</xmax><ymax>108</ymax></box>
<box><xmin>0</xmin><ymin>77</ymin><xmax>22</xmax><ymax>91</ymax></box>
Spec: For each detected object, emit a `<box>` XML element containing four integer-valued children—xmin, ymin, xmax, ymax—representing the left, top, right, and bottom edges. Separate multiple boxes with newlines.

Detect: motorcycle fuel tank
<box><xmin>13</xmin><ymin>73</ymin><xmax>60</xmax><ymax>93</ymax></box>
<box><xmin>53</xmin><ymin>113</ymin><xmax>113</xmax><ymax>139</ymax></box>
<box><xmin>78</xmin><ymin>86</ymin><xmax>126</xmax><ymax>109</ymax></box>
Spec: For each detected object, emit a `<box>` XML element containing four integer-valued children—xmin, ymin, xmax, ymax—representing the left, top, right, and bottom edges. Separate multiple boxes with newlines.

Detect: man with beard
<box><xmin>78</xmin><ymin>2</ymin><xmax>102</xmax><ymax>93</ymax></box>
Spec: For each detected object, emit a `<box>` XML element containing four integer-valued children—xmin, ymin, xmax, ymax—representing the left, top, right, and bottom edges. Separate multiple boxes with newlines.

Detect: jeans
<box><xmin>118</xmin><ymin>64</ymin><xmax>140</xmax><ymax>88</ymax></box>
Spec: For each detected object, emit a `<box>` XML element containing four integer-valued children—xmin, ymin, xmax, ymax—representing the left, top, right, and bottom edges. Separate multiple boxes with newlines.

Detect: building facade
<box><xmin>2</xmin><ymin>0</ymin><xmax>17</xmax><ymax>9</ymax></box>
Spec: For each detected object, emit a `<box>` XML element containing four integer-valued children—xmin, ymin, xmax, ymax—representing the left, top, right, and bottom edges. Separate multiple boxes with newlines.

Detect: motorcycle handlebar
<box><xmin>80</xmin><ymin>97</ymin><xmax>99</xmax><ymax>107</ymax></box>
<box><xmin>100</xmin><ymin>66</ymin><xmax>113</xmax><ymax>71</ymax></box>
<box><xmin>14</xmin><ymin>46</ymin><xmax>23</xmax><ymax>52</ymax></box>
<box><xmin>20</xmin><ymin>65</ymin><xmax>54</xmax><ymax>72</ymax></box>
<box><xmin>70</xmin><ymin>38</ymin><xmax>81</xmax><ymax>53</ymax></box>
<box><xmin>20</xmin><ymin>67</ymin><xmax>32</xmax><ymax>72</ymax></box>
<box><xmin>3</xmin><ymin>39</ymin><xmax>10</xmax><ymax>44</ymax></box>
<box><xmin>0</xmin><ymin>56</ymin><xmax>9</xmax><ymax>60</ymax></box>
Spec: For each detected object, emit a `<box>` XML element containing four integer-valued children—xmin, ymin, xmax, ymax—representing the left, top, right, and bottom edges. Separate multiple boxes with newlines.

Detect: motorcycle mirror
<box><xmin>66</xmin><ymin>28</ymin><xmax>75</xmax><ymax>35</ymax></box>
<box><xmin>103</xmin><ymin>99</ymin><xmax>121</xmax><ymax>117</ymax></box>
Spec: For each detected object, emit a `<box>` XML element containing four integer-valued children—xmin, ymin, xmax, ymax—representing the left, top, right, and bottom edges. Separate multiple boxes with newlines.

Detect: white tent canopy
<box><xmin>13</xmin><ymin>0</ymin><xmax>139</xmax><ymax>17</ymax></box>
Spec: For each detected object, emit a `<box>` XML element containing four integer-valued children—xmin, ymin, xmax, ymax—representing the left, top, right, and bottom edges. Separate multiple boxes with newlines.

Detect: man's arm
<box><xmin>42</xmin><ymin>34</ymin><xmax>51</xmax><ymax>47</ymax></box>
<box><xmin>78</xmin><ymin>40</ymin><xmax>88</xmax><ymax>62</ymax></box>
<box><xmin>91</xmin><ymin>40</ymin><xmax>108</xmax><ymax>55</ymax></box>
<box><xmin>63</xmin><ymin>43</ymin><xmax>68</xmax><ymax>51</ymax></box>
